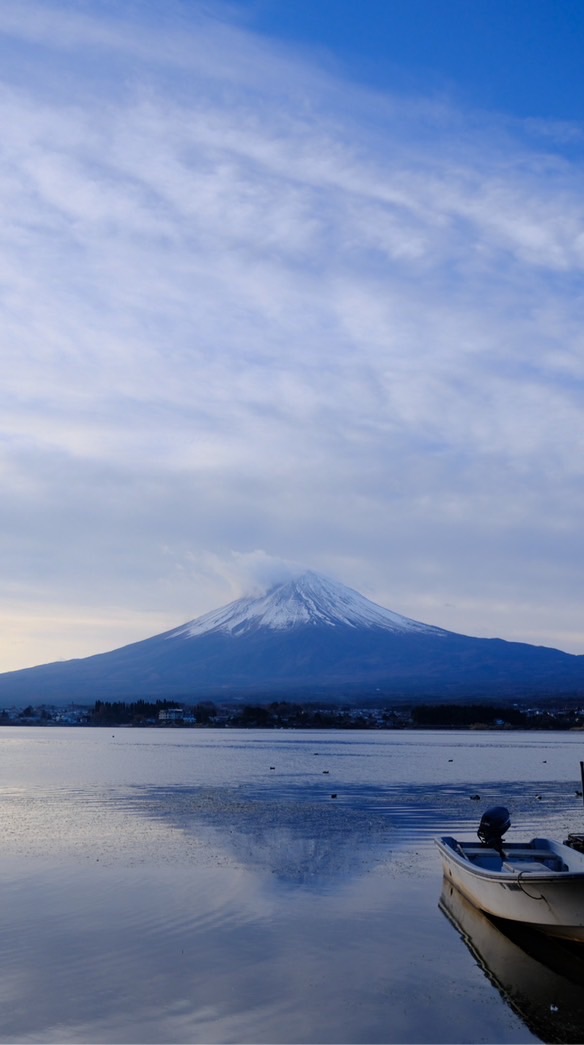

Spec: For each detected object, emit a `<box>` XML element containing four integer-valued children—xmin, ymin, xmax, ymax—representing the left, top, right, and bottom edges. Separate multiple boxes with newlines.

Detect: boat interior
<box><xmin>451</xmin><ymin>839</ymin><xmax>569</xmax><ymax>874</ymax></box>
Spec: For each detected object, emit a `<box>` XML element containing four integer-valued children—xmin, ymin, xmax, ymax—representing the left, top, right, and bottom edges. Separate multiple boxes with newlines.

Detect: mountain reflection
<box><xmin>440</xmin><ymin>877</ymin><xmax>584</xmax><ymax>1044</ymax></box>
<box><xmin>204</xmin><ymin>818</ymin><xmax>383</xmax><ymax>886</ymax></box>
<box><xmin>127</xmin><ymin>784</ymin><xmax>392</xmax><ymax>887</ymax></box>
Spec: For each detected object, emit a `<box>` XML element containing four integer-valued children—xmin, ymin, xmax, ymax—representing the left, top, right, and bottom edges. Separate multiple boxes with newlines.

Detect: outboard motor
<box><xmin>477</xmin><ymin>805</ymin><xmax>510</xmax><ymax>853</ymax></box>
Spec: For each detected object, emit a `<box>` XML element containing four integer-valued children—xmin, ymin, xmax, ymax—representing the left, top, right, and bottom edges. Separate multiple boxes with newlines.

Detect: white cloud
<box><xmin>0</xmin><ymin>0</ymin><xmax>583</xmax><ymax>670</ymax></box>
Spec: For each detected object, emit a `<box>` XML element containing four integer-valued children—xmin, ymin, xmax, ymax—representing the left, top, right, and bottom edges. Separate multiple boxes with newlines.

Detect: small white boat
<box><xmin>435</xmin><ymin>807</ymin><xmax>584</xmax><ymax>942</ymax></box>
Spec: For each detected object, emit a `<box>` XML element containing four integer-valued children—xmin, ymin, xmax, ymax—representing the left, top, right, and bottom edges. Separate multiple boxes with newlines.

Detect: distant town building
<box><xmin>158</xmin><ymin>707</ymin><xmax>184</xmax><ymax>722</ymax></box>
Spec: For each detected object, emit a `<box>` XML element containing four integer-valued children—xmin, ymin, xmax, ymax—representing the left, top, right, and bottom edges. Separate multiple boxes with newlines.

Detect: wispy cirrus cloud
<box><xmin>0</xmin><ymin>0</ymin><xmax>583</xmax><ymax>669</ymax></box>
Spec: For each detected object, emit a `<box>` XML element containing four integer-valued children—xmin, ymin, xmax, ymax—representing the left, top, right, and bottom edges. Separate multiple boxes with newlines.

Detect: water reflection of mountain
<box><xmin>127</xmin><ymin>785</ymin><xmax>393</xmax><ymax>887</ymax></box>
<box><xmin>197</xmin><ymin>795</ymin><xmax>393</xmax><ymax>888</ymax></box>
<box><xmin>440</xmin><ymin>877</ymin><xmax>584</xmax><ymax>1045</ymax></box>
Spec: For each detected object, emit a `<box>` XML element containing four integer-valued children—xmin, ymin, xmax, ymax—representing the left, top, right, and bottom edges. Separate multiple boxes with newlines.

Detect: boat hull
<box><xmin>436</xmin><ymin>836</ymin><xmax>584</xmax><ymax>941</ymax></box>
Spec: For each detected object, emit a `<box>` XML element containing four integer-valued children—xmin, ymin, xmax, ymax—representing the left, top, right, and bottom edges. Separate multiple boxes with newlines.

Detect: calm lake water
<box><xmin>1</xmin><ymin>727</ymin><xmax>584</xmax><ymax>1044</ymax></box>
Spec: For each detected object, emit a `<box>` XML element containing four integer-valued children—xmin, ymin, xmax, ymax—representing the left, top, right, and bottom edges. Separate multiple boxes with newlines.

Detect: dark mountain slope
<box><xmin>0</xmin><ymin>572</ymin><xmax>582</xmax><ymax>705</ymax></box>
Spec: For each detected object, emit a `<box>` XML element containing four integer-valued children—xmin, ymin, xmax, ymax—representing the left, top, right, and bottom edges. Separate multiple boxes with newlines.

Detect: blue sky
<box><xmin>1</xmin><ymin>0</ymin><xmax>583</xmax><ymax>671</ymax></box>
<box><xmin>248</xmin><ymin>0</ymin><xmax>584</xmax><ymax>122</ymax></box>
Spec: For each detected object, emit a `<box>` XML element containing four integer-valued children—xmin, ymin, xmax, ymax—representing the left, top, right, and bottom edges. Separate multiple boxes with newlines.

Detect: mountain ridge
<box><xmin>0</xmin><ymin>571</ymin><xmax>582</xmax><ymax>706</ymax></box>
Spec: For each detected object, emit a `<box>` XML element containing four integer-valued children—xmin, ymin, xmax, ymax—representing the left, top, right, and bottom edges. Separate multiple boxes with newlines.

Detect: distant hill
<box><xmin>1</xmin><ymin>571</ymin><xmax>583</xmax><ymax>706</ymax></box>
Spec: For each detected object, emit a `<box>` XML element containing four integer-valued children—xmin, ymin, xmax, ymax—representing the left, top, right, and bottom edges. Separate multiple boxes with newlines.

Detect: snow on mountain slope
<box><xmin>168</xmin><ymin>571</ymin><xmax>448</xmax><ymax>639</ymax></box>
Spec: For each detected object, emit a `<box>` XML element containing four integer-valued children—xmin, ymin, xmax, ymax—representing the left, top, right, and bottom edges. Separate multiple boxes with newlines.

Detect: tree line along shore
<box><xmin>2</xmin><ymin>698</ymin><xmax>584</xmax><ymax>730</ymax></box>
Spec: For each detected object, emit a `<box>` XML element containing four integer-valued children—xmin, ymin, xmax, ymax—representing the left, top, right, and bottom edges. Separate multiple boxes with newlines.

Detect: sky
<box><xmin>1</xmin><ymin>0</ymin><xmax>584</xmax><ymax>672</ymax></box>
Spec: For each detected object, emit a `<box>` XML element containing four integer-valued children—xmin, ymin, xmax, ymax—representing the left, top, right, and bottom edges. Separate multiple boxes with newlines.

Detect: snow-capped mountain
<box><xmin>169</xmin><ymin>571</ymin><xmax>447</xmax><ymax>638</ymax></box>
<box><xmin>0</xmin><ymin>570</ymin><xmax>583</xmax><ymax>705</ymax></box>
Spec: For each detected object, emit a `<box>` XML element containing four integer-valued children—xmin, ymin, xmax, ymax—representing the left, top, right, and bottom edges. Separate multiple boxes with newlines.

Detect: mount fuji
<box><xmin>1</xmin><ymin>571</ymin><xmax>584</xmax><ymax>705</ymax></box>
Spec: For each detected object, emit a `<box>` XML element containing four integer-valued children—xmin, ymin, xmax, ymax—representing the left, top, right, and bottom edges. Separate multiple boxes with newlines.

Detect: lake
<box><xmin>1</xmin><ymin>726</ymin><xmax>584</xmax><ymax>1043</ymax></box>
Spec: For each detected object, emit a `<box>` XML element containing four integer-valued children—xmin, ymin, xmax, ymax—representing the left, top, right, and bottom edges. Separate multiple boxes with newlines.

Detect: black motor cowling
<box><xmin>477</xmin><ymin>805</ymin><xmax>511</xmax><ymax>849</ymax></box>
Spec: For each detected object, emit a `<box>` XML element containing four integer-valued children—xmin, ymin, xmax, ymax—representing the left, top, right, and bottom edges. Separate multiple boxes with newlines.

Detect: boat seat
<box><xmin>464</xmin><ymin>846</ymin><xmax>561</xmax><ymax>862</ymax></box>
<box><xmin>462</xmin><ymin>845</ymin><xmax>499</xmax><ymax>851</ymax></box>
<box><xmin>505</xmin><ymin>848</ymin><xmax>558</xmax><ymax>859</ymax></box>
<box><xmin>506</xmin><ymin>850</ymin><xmax>566</xmax><ymax>870</ymax></box>
<box><xmin>503</xmin><ymin>858</ymin><xmax>555</xmax><ymax>873</ymax></box>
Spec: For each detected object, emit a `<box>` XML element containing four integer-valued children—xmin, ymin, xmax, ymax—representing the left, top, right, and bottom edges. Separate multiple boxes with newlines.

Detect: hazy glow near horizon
<box><xmin>1</xmin><ymin>0</ymin><xmax>584</xmax><ymax>671</ymax></box>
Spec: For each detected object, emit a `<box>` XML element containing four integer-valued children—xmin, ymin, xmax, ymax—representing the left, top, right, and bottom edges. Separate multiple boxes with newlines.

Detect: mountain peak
<box><xmin>169</xmin><ymin>570</ymin><xmax>446</xmax><ymax>639</ymax></box>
